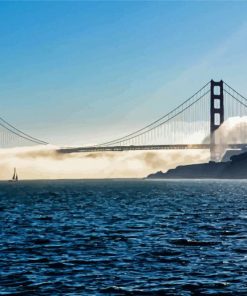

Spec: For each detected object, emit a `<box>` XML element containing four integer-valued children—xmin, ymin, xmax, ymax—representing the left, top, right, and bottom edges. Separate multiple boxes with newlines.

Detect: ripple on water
<box><xmin>1</xmin><ymin>180</ymin><xmax>247</xmax><ymax>295</ymax></box>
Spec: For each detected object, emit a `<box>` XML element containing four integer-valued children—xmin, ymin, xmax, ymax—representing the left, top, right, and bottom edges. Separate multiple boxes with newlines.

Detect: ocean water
<box><xmin>0</xmin><ymin>180</ymin><xmax>247</xmax><ymax>295</ymax></box>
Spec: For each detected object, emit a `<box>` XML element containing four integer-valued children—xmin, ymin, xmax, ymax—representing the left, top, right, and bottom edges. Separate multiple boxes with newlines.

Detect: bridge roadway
<box><xmin>58</xmin><ymin>144</ymin><xmax>247</xmax><ymax>153</ymax></box>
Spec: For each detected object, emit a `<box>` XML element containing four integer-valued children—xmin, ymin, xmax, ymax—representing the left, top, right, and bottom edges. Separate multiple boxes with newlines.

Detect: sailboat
<box><xmin>9</xmin><ymin>168</ymin><xmax>18</xmax><ymax>182</ymax></box>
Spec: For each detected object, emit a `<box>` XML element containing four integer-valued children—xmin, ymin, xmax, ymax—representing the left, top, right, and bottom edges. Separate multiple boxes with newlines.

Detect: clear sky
<box><xmin>1</xmin><ymin>1</ymin><xmax>247</xmax><ymax>146</ymax></box>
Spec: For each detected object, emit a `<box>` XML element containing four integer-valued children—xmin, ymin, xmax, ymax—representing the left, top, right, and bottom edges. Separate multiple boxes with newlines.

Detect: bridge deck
<box><xmin>58</xmin><ymin>144</ymin><xmax>247</xmax><ymax>153</ymax></box>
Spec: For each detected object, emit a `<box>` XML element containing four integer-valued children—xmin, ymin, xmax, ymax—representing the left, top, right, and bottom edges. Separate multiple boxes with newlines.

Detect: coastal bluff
<box><xmin>147</xmin><ymin>151</ymin><xmax>247</xmax><ymax>179</ymax></box>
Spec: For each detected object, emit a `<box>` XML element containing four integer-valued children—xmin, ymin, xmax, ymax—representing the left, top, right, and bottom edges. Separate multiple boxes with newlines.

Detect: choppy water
<box><xmin>1</xmin><ymin>180</ymin><xmax>247</xmax><ymax>295</ymax></box>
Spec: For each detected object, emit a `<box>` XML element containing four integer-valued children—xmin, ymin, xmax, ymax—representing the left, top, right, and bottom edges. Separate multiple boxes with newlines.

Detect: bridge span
<box><xmin>58</xmin><ymin>144</ymin><xmax>247</xmax><ymax>154</ymax></box>
<box><xmin>1</xmin><ymin>79</ymin><xmax>247</xmax><ymax>162</ymax></box>
<box><xmin>57</xmin><ymin>80</ymin><xmax>247</xmax><ymax>160</ymax></box>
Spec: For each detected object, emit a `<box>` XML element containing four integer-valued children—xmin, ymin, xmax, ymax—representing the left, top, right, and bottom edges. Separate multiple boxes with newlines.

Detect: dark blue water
<box><xmin>1</xmin><ymin>180</ymin><xmax>247</xmax><ymax>295</ymax></box>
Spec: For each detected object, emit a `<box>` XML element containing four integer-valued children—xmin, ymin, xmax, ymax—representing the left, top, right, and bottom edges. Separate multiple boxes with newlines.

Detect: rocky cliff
<box><xmin>147</xmin><ymin>151</ymin><xmax>247</xmax><ymax>179</ymax></box>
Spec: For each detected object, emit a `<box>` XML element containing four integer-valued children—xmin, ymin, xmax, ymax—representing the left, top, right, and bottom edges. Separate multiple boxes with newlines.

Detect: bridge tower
<box><xmin>210</xmin><ymin>80</ymin><xmax>224</xmax><ymax>161</ymax></box>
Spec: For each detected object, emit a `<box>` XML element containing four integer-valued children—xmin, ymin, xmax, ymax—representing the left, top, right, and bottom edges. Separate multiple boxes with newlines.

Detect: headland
<box><xmin>147</xmin><ymin>151</ymin><xmax>247</xmax><ymax>179</ymax></box>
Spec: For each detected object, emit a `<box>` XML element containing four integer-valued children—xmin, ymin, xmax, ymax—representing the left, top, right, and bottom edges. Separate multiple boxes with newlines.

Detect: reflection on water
<box><xmin>1</xmin><ymin>180</ymin><xmax>247</xmax><ymax>295</ymax></box>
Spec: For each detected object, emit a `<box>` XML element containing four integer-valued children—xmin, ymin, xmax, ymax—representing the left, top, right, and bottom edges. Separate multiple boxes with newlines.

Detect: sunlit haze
<box><xmin>1</xmin><ymin>2</ymin><xmax>247</xmax><ymax>146</ymax></box>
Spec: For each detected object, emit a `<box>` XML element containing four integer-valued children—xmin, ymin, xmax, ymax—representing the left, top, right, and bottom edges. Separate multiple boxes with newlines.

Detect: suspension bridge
<box><xmin>1</xmin><ymin>79</ymin><xmax>247</xmax><ymax>161</ymax></box>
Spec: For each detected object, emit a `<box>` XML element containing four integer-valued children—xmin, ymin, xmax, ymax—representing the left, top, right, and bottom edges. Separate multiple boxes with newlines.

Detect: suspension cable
<box><xmin>224</xmin><ymin>82</ymin><xmax>247</xmax><ymax>102</ymax></box>
<box><xmin>96</xmin><ymin>81</ymin><xmax>211</xmax><ymax>146</ymax></box>
<box><xmin>0</xmin><ymin>121</ymin><xmax>47</xmax><ymax>145</ymax></box>
<box><xmin>224</xmin><ymin>89</ymin><xmax>247</xmax><ymax>109</ymax></box>
<box><xmin>112</xmin><ymin>90</ymin><xmax>211</xmax><ymax>145</ymax></box>
<box><xmin>0</xmin><ymin>117</ymin><xmax>48</xmax><ymax>145</ymax></box>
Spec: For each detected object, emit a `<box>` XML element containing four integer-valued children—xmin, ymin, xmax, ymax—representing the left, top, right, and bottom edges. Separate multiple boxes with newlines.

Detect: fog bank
<box><xmin>0</xmin><ymin>145</ymin><xmax>208</xmax><ymax>180</ymax></box>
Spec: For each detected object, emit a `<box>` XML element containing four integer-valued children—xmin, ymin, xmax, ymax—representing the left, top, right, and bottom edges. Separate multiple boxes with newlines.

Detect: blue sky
<box><xmin>0</xmin><ymin>1</ymin><xmax>247</xmax><ymax>145</ymax></box>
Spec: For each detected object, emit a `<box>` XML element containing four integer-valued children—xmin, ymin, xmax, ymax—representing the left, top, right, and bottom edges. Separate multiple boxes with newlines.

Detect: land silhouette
<box><xmin>147</xmin><ymin>151</ymin><xmax>247</xmax><ymax>179</ymax></box>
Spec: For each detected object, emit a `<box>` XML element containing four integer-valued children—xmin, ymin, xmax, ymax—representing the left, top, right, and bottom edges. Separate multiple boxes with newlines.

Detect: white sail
<box><xmin>9</xmin><ymin>168</ymin><xmax>18</xmax><ymax>182</ymax></box>
<box><xmin>12</xmin><ymin>168</ymin><xmax>16</xmax><ymax>180</ymax></box>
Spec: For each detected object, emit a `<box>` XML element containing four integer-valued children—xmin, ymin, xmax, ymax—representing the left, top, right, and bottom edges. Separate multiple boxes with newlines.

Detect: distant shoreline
<box><xmin>147</xmin><ymin>151</ymin><xmax>247</xmax><ymax>180</ymax></box>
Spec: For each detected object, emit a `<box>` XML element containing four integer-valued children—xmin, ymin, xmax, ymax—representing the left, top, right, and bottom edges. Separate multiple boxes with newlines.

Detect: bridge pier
<box><xmin>210</xmin><ymin>80</ymin><xmax>224</xmax><ymax>161</ymax></box>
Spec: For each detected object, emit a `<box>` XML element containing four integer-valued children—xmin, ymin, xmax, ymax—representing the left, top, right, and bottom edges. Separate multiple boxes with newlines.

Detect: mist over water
<box><xmin>0</xmin><ymin>116</ymin><xmax>246</xmax><ymax>180</ymax></box>
<box><xmin>1</xmin><ymin>180</ymin><xmax>247</xmax><ymax>295</ymax></box>
<box><xmin>0</xmin><ymin>145</ymin><xmax>207</xmax><ymax>180</ymax></box>
<box><xmin>1</xmin><ymin>119</ymin><xmax>247</xmax><ymax>295</ymax></box>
